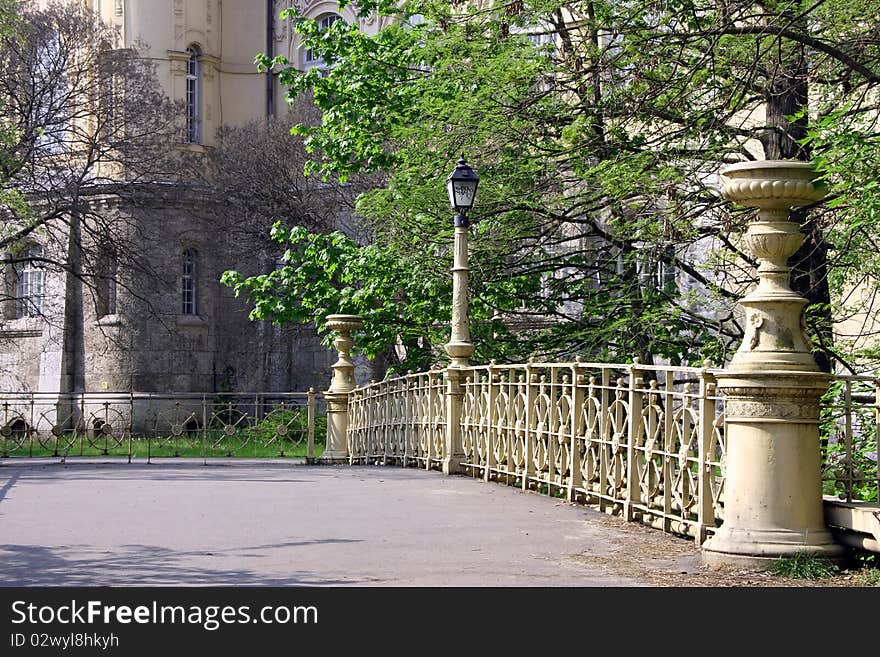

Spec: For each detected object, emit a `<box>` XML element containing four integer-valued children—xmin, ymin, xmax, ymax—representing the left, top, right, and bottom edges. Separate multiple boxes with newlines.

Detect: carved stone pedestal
<box><xmin>701</xmin><ymin>161</ymin><xmax>844</xmax><ymax>568</ymax></box>
<box><xmin>320</xmin><ymin>314</ymin><xmax>362</xmax><ymax>464</ymax></box>
<box><xmin>703</xmin><ymin>371</ymin><xmax>842</xmax><ymax>568</ymax></box>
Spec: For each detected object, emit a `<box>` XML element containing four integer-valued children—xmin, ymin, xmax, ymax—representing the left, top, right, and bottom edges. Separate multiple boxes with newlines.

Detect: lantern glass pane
<box><xmin>451</xmin><ymin>181</ymin><xmax>476</xmax><ymax>210</ymax></box>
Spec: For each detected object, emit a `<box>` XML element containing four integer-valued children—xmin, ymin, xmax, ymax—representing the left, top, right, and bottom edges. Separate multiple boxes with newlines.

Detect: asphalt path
<box><xmin>0</xmin><ymin>460</ymin><xmax>702</xmax><ymax>587</ymax></box>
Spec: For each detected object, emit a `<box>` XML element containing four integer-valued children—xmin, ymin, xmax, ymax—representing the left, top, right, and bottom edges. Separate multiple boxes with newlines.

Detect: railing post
<box><xmin>443</xmin><ymin>365</ymin><xmax>466</xmax><ymax>475</ymax></box>
<box><xmin>320</xmin><ymin>314</ymin><xmax>363</xmax><ymax>464</ymax></box>
<box><xmin>422</xmin><ymin>375</ymin><xmax>430</xmax><ymax>468</ymax></box>
<box><xmin>201</xmin><ymin>393</ymin><xmax>208</xmax><ymax>464</ymax></box>
<box><xmin>625</xmin><ymin>360</ymin><xmax>643</xmax><ymax>522</ymax></box>
<box><xmin>844</xmin><ymin>379</ymin><xmax>853</xmax><ymax>502</ymax></box>
<box><xmin>568</xmin><ymin>361</ymin><xmax>584</xmax><ymax>503</ymax></box>
<box><xmin>395</xmin><ymin>378</ymin><xmax>405</xmax><ymax>467</ymax></box>
<box><xmin>874</xmin><ymin>379</ymin><xmax>880</xmax><ymax>502</ymax></box>
<box><xmin>696</xmin><ymin>368</ymin><xmax>716</xmax><ymax>546</ymax></box>
<box><xmin>545</xmin><ymin>371</ymin><xmax>557</xmax><ymax>491</ymax></box>
<box><xmin>485</xmin><ymin>362</ymin><xmax>498</xmax><ymax>482</ymax></box>
<box><xmin>598</xmin><ymin>368</ymin><xmax>611</xmax><ymax>512</ymax></box>
<box><xmin>307</xmin><ymin>388</ymin><xmax>316</xmax><ymax>464</ymax></box>
<box><xmin>662</xmin><ymin>371</ymin><xmax>674</xmax><ymax>533</ymax></box>
<box><xmin>128</xmin><ymin>392</ymin><xmax>134</xmax><ymax>464</ymax></box>
<box><xmin>522</xmin><ymin>361</ymin><xmax>536</xmax><ymax>491</ymax></box>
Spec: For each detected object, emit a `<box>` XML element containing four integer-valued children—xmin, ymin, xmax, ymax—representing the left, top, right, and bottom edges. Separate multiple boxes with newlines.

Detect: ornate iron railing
<box><xmin>0</xmin><ymin>391</ymin><xmax>322</xmax><ymax>461</ymax></box>
<box><xmin>348</xmin><ymin>370</ymin><xmax>447</xmax><ymax>468</ymax></box>
<box><xmin>820</xmin><ymin>375</ymin><xmax>880</xmax><ymax>503</ymax></box>
<box><xmin>6</xmin><ymin>367</ymin><xmax>876</xmax><ymax>541</ymax></box>
<box><xmin>347</xmin><ymin>360</ymin><xmax>726</xmax><ymax>544</ymax></box>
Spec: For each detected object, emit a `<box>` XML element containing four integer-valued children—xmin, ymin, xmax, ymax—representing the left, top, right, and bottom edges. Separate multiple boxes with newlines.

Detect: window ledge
<box><xmin>175</xmin><ymin>143</ymin><xmax>207</xmax><ymax>154</ymax></box>
<box><xmin>95</xmin><ymin>314</ymin><xmax>122</xmax><ymax>327</ymax></box>
<box><xmin>176</xmin><ymin>314</ymin><xmax>207</xmax><ymax>327</ymax></box>
<box><xmin>0</xmin><ymin>317</ymin><xmax>44</xmax><ymax>338</ymax></box>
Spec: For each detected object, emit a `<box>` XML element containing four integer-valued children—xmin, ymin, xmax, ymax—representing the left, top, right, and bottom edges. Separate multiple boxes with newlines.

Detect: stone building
<box><xmin>0</xmin><ymin>0</ymin><xmax>382</xmax><ymax>397</ymax></box>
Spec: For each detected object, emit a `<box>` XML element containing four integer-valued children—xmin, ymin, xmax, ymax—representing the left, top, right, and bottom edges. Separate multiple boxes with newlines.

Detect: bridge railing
<box><xmin>347</xmin><ymin>359</ymin><xmax>880</xmax><ymax>544</ymax></box>
<box><xmin>820</xmin><ymin>375</ymin><xmax>880</xmax><ymax>503</ymax></box>
<box><xmin>347</xmin><ymin>360</ymin><xmax>726</xmax><ymax>545</ymax></box>
<box><xmin>348</xmin><ymin>370</ymin><xmax>447</xmax><ymax>468</ymax></box>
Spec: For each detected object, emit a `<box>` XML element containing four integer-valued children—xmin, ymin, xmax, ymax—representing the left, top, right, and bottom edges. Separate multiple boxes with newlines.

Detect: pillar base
<box><xmin>315</xmin><ymin>454</ymin><xmax>351</xmax><ymax>465</ymax></box>
<box><xmin>702</xmin><ymin>527</ymin><xmax>845</xmax><ymax>570</ymax></box>
<box><xmin>442</xmin><ymin>455</ymin><xmax>465</xmax><ymax>475</ymax></box>
<box><xmin>707</xmin><ymin>369</ymin><xmax>846</xmax><ymax>571</ymax></box>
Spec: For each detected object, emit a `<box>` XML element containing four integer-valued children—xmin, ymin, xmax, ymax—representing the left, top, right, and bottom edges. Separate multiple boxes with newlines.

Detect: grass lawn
<box><xmin>1</xmin><ymin>433</ymin><xmax>326</xmax><ymax>459</ymax></box>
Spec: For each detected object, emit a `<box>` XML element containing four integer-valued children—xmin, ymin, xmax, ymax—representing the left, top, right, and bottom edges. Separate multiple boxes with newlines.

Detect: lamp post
<box><xmin>441</xmin><ymin>156</ymin><xmax>478</xmax><ymax>476</ymax></box>
<box><xmin>444</xmin><ymin>155</ymin><xmax>479</xmax><ymax>368</ymax></box>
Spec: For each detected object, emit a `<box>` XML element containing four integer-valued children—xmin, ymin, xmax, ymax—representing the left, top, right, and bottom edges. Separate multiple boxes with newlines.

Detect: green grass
<box><xmin>848</xmin><ymin>552</ymin><xmax>880</xmax><ymax>586</ymax></box>
<box><xmin>852</xmin><ymin>568</ymin><xmax>880</xmax><ymax>586</ymax></box>
<box><xmin>769</xmin><ymin>551</ymin><xmax>838</xmax><ymax>579</ymax></box>
<box><xmin>1</xmin><ymin>407</ymin><xmax>328</xmax><ymax>459</ymax></box>
<box><xmin>1</xmin><ymin>434</ymin><xmax>325</xmax><ymax>459</ymax></box>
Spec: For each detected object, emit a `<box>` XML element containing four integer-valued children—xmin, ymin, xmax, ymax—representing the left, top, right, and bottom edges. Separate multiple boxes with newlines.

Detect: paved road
<box><xmin>0</xmin><ymin>460</ymin><xmax>704</xmax><ymax>586</ymax></box>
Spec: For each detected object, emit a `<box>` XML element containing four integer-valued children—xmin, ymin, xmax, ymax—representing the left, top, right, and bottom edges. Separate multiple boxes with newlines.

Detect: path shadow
<box><xmin>0</xmin><ymin>538</ymin><xmax>370</xmax><ymax>587</ymax></box>
<box><xmin>0</xmin><ymin>470</ymin><xmax>19</xmax><ymax>505</ymax></box>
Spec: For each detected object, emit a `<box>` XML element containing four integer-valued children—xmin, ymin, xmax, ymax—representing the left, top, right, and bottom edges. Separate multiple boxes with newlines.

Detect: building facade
<box><xmin>0</xmin><ymin>0</ymin><xmax>382</xmax><ymax>397</ymax></box>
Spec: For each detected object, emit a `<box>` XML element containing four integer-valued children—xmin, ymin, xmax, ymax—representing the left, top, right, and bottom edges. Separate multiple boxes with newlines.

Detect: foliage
<box><xmin>192</xmin><ymin>107</ymin><xmax>378</xmax><ymax>242</ymax></box>
<box><xmin>224</xmin><ymin>0</ymin><xmax>880</xmax><ymax>373</ymax></box>
<box><xmin>769</xmin><ymin>551</ymin><xmax>838</xmax><ymax>579</ymax></box>
<box><xmin>851</xmin><ymin>552</ymin><xmax>880</xmax><ymax>587</ymax></box>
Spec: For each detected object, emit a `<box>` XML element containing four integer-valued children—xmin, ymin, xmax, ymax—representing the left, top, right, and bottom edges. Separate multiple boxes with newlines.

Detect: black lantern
<box><xmin>446</xmin><ymin>155</ymin><xmax>479</xmax><ymax>226</ymax></box>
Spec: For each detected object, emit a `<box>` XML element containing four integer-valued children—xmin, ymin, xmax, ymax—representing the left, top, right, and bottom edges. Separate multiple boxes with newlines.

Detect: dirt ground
<box><xmin>576</xmin><ymin>507</ymin><xmax>878</xmax><ymax>587</ymax></box>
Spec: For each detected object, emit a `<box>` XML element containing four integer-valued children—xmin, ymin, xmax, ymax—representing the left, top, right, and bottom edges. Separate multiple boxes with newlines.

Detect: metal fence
<box><xmin>3</xmin><ymin>367</ymin><xmax>877</xmax><ymax>514</ymax></box>
<box><xmin>348</xmin><ymin>370</ymin><xmax>447</xmax><ymax>468</ymax></box>
<box><xmin>347</xmin><ymin>360</ymin><xmax>880</xmax><ymax>543</ymax></box>
<box><xmin>348</xmin><ymin>360</ymin><xmax>726</xmax><ymax>545</ymax></box>
<box><xmin>0</xmin><ymin>391</ymin><xmax>323</xmax><ymax>462</ymax></box>
<box><xmin>461</xmin><ymin>361</ymin><xmax>725</xmax><ymax>544</ymax></box>
<box><xmin>820</xmin><ymin>375</ymin><xmax>880</xmax><ymax>503</ymax></box>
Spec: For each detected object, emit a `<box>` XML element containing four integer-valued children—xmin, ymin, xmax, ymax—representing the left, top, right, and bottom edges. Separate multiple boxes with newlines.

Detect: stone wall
<box><xmin>0</xmin><ymin>192</ymin><xmax>337</xmax><ymax>396</ymax></box>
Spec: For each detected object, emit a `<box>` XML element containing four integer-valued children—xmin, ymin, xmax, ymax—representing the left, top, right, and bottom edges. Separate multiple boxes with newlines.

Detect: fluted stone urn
<box><xmin>320</xmin><ymin>313</ymin><xmax>363</xmax><ymax>463</ymax></box>
<box><xmin>701</xmin><ymin>161</ymin><xmax>843</xmax><ymax>568</ymax></box>
<box><xmin>720</xmin><ymin>161</ymin><xmax>826</xmax><ymax>371</ymax></box>
<box><xmin>325</xmin><ymin>314</ymin><xmax>362</xmax><ymax>393</ymax></box>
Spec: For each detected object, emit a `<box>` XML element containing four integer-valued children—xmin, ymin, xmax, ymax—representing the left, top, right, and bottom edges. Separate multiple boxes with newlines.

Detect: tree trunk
<box><xmin>759</xmin><ymin>10</ymin><xmax>832</xmax><ymax>373</ymax></box>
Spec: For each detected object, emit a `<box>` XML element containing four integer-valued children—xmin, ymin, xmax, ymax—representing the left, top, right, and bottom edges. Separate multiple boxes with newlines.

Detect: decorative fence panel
<box><xmin>348</xmin><ymin>370</ymin><xmax>446</xmax><ymax>468</ymax></box>
<box><xmin>458</xmin><ymin>361</ymin><xmax>725</xmax><ymax>544</ymax></box>
<box><xmin>348</xmin><ymin>360</ymin><xmax>727</xmax><ymax>544</ymax></box>
<box><xmin>0</xmin><ymin>391</ymin><xmax>321</xmax><ymax>461</ymax></box>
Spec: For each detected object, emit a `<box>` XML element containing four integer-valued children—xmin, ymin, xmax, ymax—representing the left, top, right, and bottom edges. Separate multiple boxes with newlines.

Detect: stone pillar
<box><xmin>443</xmin><ymin>365</ymin><xmax>466</xmax><ymax>474</ymax></box>
<box><xmin>442</xmin><ymin>216</ymin><xmax>473</xmax><ymax>473</ymax></box>
<box><xmin>320</xmin><ymin>314</ymin><xmax>362</xmax><ymax>464</ymax></box>
<box><xmin>445</xmin><ymin>221</ymin><xmax>475</xmax><ymax>369</ymax></box>
<box><xmin>701</xmin><ymin>160</ymin><xmax>844</xmax><ymax>568</ymax></box>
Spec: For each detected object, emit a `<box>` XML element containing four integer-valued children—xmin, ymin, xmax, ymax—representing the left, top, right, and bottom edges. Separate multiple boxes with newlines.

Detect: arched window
<box><xmin>181</xmin><ymin>248</ymin><xmax>198</xmax><ymax>315</ymax></box>
<box><xmin>185</xmin><ymin>46</ymin><xmax>201</xmax><ymax>143</ymax></box>
<box><xmin>14</xmin><ymin>245</ymin><xmax>45</xmax><ymax>318</ymax></box>
<box><xmin>302</xmin><ymin>14</ymin><xmax>341</xmax><ymax>74</ymax></box>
